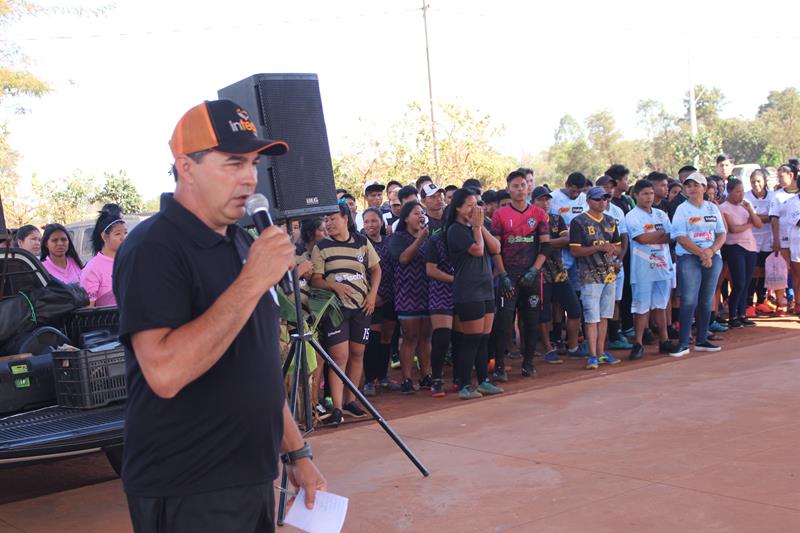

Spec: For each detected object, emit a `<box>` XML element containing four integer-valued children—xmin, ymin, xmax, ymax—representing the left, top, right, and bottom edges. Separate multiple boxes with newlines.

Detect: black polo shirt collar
<box><xmin>161</xmin><ymin>194</ymin><xmax>234</xmax><ymax>249</ymax></box>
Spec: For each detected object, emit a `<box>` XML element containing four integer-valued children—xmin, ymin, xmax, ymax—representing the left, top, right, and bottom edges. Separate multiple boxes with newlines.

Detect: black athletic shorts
<box><xmin>127</xmin><ymin>482</ymin><xmax>275</xmax><ymax>533</ymax></box>
<box><xmin>454</xmin><ymin>299</ymin><xmax>496</xmax><ymax>322</ymax></box>
<box><xmin>756</xmin><ymin>251</ymin><xmax>771</xmax><ymax>268</ymax></box>
<box><xmin>321</xmin><ymin>306</ymin><xmax>371</xmax><ymax>346</ymax></box>
<box><xmin>370</xmin><ymin>302</ymin><xmax>397</xmax><ymax>325</ymax></box>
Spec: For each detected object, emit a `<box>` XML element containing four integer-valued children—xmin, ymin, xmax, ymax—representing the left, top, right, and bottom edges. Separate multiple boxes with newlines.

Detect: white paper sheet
<box><xmin>284</xmin><ymin>489</ymin><xmax>348</xmax><ymax>533</ymax></box>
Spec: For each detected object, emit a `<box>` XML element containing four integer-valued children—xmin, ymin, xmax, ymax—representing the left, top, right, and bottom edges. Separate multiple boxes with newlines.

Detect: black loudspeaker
<box><xmin>218</xmin><ymin>73</ymin><xmax>339</xmax><ymax>222</ymax></box>
<box><xmin>0</xmin><ymin>193</ymin><xmax>8</xmax><ymax>242</ymax></box>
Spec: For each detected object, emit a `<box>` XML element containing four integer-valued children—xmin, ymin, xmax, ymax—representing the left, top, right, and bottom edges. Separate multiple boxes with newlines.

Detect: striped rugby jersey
<box><xmin>311</xmin><ymin>233</ymin><xmax>380</xmax><ymax>310</ymax></box>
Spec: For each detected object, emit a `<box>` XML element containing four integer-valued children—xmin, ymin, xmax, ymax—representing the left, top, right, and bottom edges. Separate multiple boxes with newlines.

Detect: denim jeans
<box><xmin>678</xmin><ymin>254</ymin><xmax>723</xmax><ymax>347</ymax></box>
<box><xmin>722</xmin><ymin>244</ymin><xmax>757</xmax><ymax>318</ymax></box>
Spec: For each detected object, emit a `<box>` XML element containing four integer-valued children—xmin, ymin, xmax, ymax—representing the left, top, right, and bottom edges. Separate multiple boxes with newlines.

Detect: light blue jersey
<box><xmin>670</xmin><ymin>200</ymin><xmax>725</xmax><ymax>256</ymax></box>
<box><xmin>626</xmin><ymin>206</ymin><xmax>673</xmax><ymax>283</ymax></box>
<box><xmin>549</xmin><ymin>189</ymin><xmax>587</xmax><ymax>269</ymax></box>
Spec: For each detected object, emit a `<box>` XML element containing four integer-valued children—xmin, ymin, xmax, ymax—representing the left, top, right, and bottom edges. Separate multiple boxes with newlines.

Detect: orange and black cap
<box><xmin>169</xmin><ymin>99</ymin><xmax>289</xmax><ymax>158</ymax></box>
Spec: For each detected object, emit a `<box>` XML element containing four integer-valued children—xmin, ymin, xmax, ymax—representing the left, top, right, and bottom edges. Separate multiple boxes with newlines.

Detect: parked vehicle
<box><xmin>65</xmin><ymin>213</ymin><xmax>152</xmax><ymax>264</ymax></box>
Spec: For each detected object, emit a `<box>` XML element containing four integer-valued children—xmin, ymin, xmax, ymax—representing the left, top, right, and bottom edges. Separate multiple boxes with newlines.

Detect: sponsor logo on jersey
<box><xmin>689</xmin><ymin>216</ymin><xmax>703</xmax><ymax>224</ymax></box>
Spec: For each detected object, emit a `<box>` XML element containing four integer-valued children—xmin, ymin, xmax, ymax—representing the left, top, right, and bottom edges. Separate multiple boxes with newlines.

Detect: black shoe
<box><xmin>400</xmin><ymin>378</ymin><xmax>416</xmax><ymax>394</ymax></box>
<box><xmin>694</xmin><ymin>341</ymin><xmax>721</xmax><ymax>352</ymax></box>
<box><xmin>643</xmin><ymin>329</ymin><xmax>656</xmax><ymax>345</ymax></box>
<box><xmin>629</xmin><ymin>343</ymin><xmax>644</xmax><ymax>360</ymax></box>
<box><xmin>322</xmin><ymin>408</ymin><xmax>343</xmax><ymax>426</ymax></box>
<box><xmin>707</xmin><ymin>332</ymin><xmax>722</xmax><ymax>342</ymax></box>
<box><xmin>521</xmin><ymin>361</ymin><xmax>537</xmax><ymax>377</ymax></box>
<box><xmin>659</xmin><ymin>340</ymin><xmax>678</xmax><ymax>354</ymax></box>
<box><xmin>342</xmin><ymin>401</ymin><xmax>368</xmax><ymax>418</ymax></box>
<box><xmin>418</xmin><ymin>374</ymin><xmax>433</xmax><ymax>389</ymax></box>
<box><xmin>740</xmin><ymin>317</ymin><xmax>756</xmax><ymax>327</ymax></box>
<box><xmin>667</xmin><ymin>325</ymin><xmax>680</xmax><ymax>340</ymax></box>
<box><xmin>727</xmin><ymin>318</ymin><xmax>742</xmax><ymax>329</ymax></box>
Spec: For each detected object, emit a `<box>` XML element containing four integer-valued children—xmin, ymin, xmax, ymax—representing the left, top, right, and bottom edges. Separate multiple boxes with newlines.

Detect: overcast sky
<box><xmin>4</xmin><ymin>0</ymin><xmax>799</xmax><ymax>198</ymax></box>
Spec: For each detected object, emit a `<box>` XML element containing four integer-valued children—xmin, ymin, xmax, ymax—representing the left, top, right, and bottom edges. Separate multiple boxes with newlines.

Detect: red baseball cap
<box><xmin>169</xmin><ymin>100</ymin><xmax>288</xmax><ymax>158</ymax></box>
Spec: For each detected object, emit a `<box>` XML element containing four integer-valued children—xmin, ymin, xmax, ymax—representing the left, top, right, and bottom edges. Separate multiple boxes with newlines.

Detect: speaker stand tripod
<box><xmin>276</xmin><ymin>254</ymin><xmax>430</xmax><ymax>526</ymax></box>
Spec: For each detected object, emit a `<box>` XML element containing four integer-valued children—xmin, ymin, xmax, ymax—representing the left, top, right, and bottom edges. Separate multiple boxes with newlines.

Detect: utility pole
<box><xmin>421</xmin><ymin>0</ymin><xmax>439</xmax><ymax>168</ymax></box>
<box><xmin>687</xmin><ymin>46</ymin><xmax>699</xmax><ymax>167</ymax></box>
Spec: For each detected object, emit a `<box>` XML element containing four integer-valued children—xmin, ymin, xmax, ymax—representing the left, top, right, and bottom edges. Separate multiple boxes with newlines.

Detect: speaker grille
<box><xmin>256</xmin><ymin>76</ymin><xmax>338</xmax><ymax>218</ymax></box>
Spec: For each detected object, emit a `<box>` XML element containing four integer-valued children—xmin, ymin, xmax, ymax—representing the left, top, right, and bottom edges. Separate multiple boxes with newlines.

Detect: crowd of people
<box><xmin>300</xmin><ymin>157</ymin><xmax>800</xmax><ymax>425</ymax></box>
<box><xmin>10</xmin><ymin>203</ymin><xmax>127</xmax><ymax>307</ymax></box>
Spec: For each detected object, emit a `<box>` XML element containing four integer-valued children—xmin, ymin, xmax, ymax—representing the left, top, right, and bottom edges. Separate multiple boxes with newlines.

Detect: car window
<box><xmin>82</xmin><ymin>227</ymin><xmax>94</xmax><ymax>259</ymax></box>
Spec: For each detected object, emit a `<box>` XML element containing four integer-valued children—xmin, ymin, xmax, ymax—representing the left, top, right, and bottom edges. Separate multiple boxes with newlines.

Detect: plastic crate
<box><xmin>64</xmin><ymin>307</ymin><xmax>120</xmax><ymax>348</ymax></box>
<box><xmin>51</xmin><ymin>347</ymin><xmax>127</xmax><ymax>409</ymax></box>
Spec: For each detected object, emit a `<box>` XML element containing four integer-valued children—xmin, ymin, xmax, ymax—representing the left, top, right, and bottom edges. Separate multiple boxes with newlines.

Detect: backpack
<box><xmin>765</xmin><ymin>252</ymin><xmax>789</xmax><ymax>291</ymax></box>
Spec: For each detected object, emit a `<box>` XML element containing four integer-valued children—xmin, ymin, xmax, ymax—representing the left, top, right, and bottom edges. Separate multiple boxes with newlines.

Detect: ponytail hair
<box><xmin>91</xmin><ymin>203</ymin><xmax>125</xmax><ymax>255</ymax></box>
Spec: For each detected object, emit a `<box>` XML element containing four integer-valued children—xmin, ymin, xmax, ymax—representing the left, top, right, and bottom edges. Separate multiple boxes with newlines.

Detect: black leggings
<box><xmin>493</xmin><ymin>287</ymin><xmax>540</xmax><ymax>368</ymax></box>
<box><xmin>457</xmin><ymin>333</ymin><xmax>489</xmax><ymax>387</ymax></box>
<box><xmin>431</xmin><ymin>327</ymin><xmax>451</xmax><ymax>381</ymax></box>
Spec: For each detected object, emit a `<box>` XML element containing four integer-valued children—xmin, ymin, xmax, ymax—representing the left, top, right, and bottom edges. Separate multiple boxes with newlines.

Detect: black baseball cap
<box><xmin>595</xmin><ymin>175</ymin><xmax>617</xmax><ymax>187</ymax></box>
<box><xmin>169</xmin><ymin>99</ymin><xmax>288</xmax><ymax>158</ymax></box>
<box><xmin>531</xmin><ymin>186</ymin><xmax>553</xmax><ymax>200</ymax></box>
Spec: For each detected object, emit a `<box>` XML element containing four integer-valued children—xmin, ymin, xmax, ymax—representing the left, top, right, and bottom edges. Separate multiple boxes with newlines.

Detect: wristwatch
<box><xmin>281</xmin><ymin>442</ymin><xmax>313</xmax><ymax>465</ymax></box>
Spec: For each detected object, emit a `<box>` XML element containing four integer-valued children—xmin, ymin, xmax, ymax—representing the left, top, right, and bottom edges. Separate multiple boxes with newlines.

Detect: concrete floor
<box><xmin>1</xmin><ymin>325</ymin><xmax>798</xmax><ymax>532</ymax></box>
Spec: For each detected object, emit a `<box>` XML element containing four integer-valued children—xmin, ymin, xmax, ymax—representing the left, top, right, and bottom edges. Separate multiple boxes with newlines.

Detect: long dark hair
<box><xmin>40</xmin><ymin>223</ymin><xmax>84</xmax><ymax>268</ymax></box>
<box><xmin>444</xmin><ymin>188</ymin><xmax>479</xmax><ymax>246</ymax></box>
<box><xmin>334</xmin><ymin>199</ymin><xmax>357</xmax><ymax>235</ymax></box>
<box><xmin>91</xmin><ymin>204</ymin><xmax>124</xmax><ymax>255</ymax></box>
<box><xmin>395</xmin><ymin>201</ymin><xmax>422</xmax><ymax>234</ymax></box>
<box><xmin>300</xmin><ymin>218</ymin><xmax>323</xmax><ymax>249</ymax></box>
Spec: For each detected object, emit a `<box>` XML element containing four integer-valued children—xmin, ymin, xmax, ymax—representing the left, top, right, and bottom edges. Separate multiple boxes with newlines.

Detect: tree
<box><xmin>92</xmin><ymin>171</ymin><xmax>143</xmax><ymax>213</ymax></box>
<box><xmin>757</xmin><ymin>88</ymin><xmax>800</xmax><ymax>164</ymax></box>
<box><xmin>585</xmin><ymin>110</ymin><xmax>621</xmax><ymax>168</ymax></box>
<box><xmin>34</xmin><ymin>171</ymin><xmax>97</xmax><ymax>224</ymax></box>
<box><xmin>683</xmin><ymin>85</ymin><xmax>725</xmax><ymax>128</ymax></box>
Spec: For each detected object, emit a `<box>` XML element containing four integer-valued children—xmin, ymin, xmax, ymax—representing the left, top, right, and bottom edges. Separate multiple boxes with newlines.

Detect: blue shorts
<box><xmin>580</xmin><ymin>283</ymin><xmax>615</xmax><ymax>324</ymax></box>
<box><xmin>615</xmin><ymin>268</ymin><xmax>625</xmax><ymax>301</ymax></box>
<box><xmin>631</xmin><ymin>280</ymin><xmax>671</xmax><ymax>314</ymax></box>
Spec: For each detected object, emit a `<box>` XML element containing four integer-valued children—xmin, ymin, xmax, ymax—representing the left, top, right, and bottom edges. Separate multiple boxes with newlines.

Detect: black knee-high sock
<box><xmin>458</xmin><ymin>333</ymin><xmax>481</xmax><ymax>389</ymax></box>
<box><xmin>475</xmin><ymin>335</ymin><xmax>490</xmax><ymax>383</ymax></box>
<box><xmin>431</xmin><ymin>328</ymin><xmax>451</xmax><ymax>381</ymax></box>
<box><xmin>451</xmin><ymin>330</ymin><xmax>463</xmax><ymax>385</ymax></box>
<box><xmin>551</xmin><ymin>320</ymin><xmax>563</xmax><ymax>344</ymax></box>
<box><xmin>608</xmin><ymin>319</ymin><xmax>621</xmax><ymax>341</ymax></box>
<box><xmin>363</xmin><ymin>330</ymin><xmax>382</xmax><ymax>383</ymax></box>
<box><xmin>377</xmin><ymin>343</ymin><xmax>391</xmax><ymax>380</ymax></box>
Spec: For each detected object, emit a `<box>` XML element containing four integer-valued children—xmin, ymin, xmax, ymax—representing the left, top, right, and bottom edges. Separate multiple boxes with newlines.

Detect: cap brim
<box><xmin>534</xmin><ymin>194</ymin><xmax>552</xmax><ymax>200</ymax></box>
<box><xmin>365</xmin><ymin>185</ymin><xmax>386</xmax><ymax>193</ymax></box>
<box><xmin>215</xmin><ymin>136</ymin><xmax>289</xmax><ymax>156</ymax></box>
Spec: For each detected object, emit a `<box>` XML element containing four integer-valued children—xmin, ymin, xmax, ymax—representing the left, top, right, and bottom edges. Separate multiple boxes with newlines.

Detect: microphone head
<box><xmin>245</xmin><ymin>193</ymin><xmax>270</xmax><ymax>216</ymax></box>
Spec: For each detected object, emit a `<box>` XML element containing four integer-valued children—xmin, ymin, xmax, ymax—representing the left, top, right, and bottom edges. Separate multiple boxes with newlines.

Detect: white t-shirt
<box><xmin>768</xmin><ymin>188</ymin><xmax>798</xmax><ymax>249</ymax></box>
<box><xmin>549</xmin><ymin>189</ymin><xmax>587</xmax><ymax>268</ymax></box>
<box><xmin>782</xmin><ymin>194</ymin><xmax>800</xmax><ymax>254</ymax></box>
<box><xmin>744</xmin><ymin>189</ymin><xmax>774</xmax><ymax>252</ymax></box>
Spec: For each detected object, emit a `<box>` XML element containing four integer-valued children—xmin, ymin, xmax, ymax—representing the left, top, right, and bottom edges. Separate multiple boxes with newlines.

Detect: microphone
<box><xmin>245</xmin><ymin>194</ymin><xmax>294</xmax><ymax>294</ymax></box>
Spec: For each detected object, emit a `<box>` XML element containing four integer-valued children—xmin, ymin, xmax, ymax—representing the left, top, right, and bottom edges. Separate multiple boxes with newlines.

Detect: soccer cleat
<box><xmin>629</xmin><ymin>343</ymin><xmax>644</xmax><ymax>361</ymax></box>
<box><xmin>477</xmin><ymin>380</ymin><xmax>504</xmax><ymax>395</ymax></box>
<box><xmin>430</xmin><ymin>379</ymin><xmax>446</xmax><ymax>398</ymax></box>
<box><xmin>608</xmin><ymin>338</ymin><xmax>633</xmax><ymax>350</ymax></box>
<box><xmin>544</xmin><ymin>350</ymin><xmax>563</xmax><ymax>364</ymax></box>
<box><xmin>669</xmin><ymin>345</ymin><xmax>690</xmax><ymax>357</ymax></box>
<box><xmin>585</xmin><ymin>356</ymin><xmax>599</xmax><ymax>370</ymax></box>
<box><xmin>694</xmin><ymin>341</ymin><xmax>721</xmax><ymax>352</ymax></box>
<box><xmin>459</xmin><ymin>386</ymin><xmax>483</xmax><ymax>400</ymax></box>
<box><xmin>599</xmin><ymin>352</ymin><xmax>622</xmax><ymax>365</ymax></box>
<box><xmin>400</xmin><ymin>378</ymin><xmax>416</xmax><ymax>394</ymax></box>
<box><xmin>342</xmin><ymin>401</ymin><xmax>368</xmax><ymax>418</ymax></box>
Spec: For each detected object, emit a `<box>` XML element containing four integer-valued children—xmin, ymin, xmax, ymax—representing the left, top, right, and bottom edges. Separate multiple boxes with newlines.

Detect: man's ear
<box><xmin>174</xmin><ymin>155</ymin><xmax>194</xmax><ymax>185</ymax></box>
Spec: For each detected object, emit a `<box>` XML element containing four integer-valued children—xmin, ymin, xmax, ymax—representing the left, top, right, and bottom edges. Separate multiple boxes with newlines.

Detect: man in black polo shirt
<box><xmin>113</xmin><ymin>99</ymin><xmax>326</xmax><ymax>532</ymax></box>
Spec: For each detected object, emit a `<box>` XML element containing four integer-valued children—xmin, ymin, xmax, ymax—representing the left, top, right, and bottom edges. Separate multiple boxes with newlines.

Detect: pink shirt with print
<box><xmin>80</xmin><ymin>253</ymin><xmax>117</xmax><ymax>307</ymax></box>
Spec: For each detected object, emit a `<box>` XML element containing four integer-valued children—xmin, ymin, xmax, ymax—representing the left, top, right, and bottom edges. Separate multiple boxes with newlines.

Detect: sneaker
<box><xmin>745</xmin><ymin>306</ymin><xmax>757</xmax><ymax>318</ymax></box>
<box><xmin>755</xmin><ymin>303</ymin><xmax>774</xmax><ymax>314</ymax></box>
<box><xmin>459</xmin><ymin>386</ymin><xmax>483</xmax><ymax>400</ymax></box>
<box><xmin>379</xmin><ymin>377</ymin><xmax>401</xmax><ymax>392</ymax></box>
<box><xmin>507</xmin><ymin>350</ymin><xmax>522</xmax><ymax>360</ymax></box>
<box><xmin>659</xmin><ymin>340</ymin><xmax>678</xmax><ymax>354</ymax></box>
<box><xmin>669</xmin><ymin>345</ymin><xmax>690</xmax><ymax>357</ymax></box>
<box><xmin>556</xmin><ymin>341</ymin><xmax>567</xmax><ymax>355</ymax></box>
<box><xmin>694</xmin><ymin>341</ymin><xmax>721</xmax><ymax>352</ymax></box>
<box><xmin>707</xmin><ymin>332</ymin><xmax>722</xmax><ymax>342</ymax></box>
<box><xmin>740</xmin><ymin>317</ymin><xmax>756</xmax><ymax>327</ymax></box>
<box><xmin>709</xmin><ymin>321</ymin><xmax>729</xmax><ymax>332</ymax></box>
<box><xmin>390</xmin><ymin>353</ymin><xmax>401</xmax><ymax>369</ymax></box>
<box><xmin>608</xmin><ymin>338</ymin><xmax>633</xmax><ymax>350</ymax></box>
<box><xmin>567</xmin><ymin>342</ymin><xmax>589</xmax><ymax>358</ymax></box>
<box><xmin>315</xmin><ymin>401</ymin><xmax>332</xmax><ymax>421</ymax></box>
<box><xmin>478</xmin><ymin>380</ymin><xmax>504</xmax><ymax>395</ymax></box>
<box><xmin>727</xmin><ymin>318</ymin><xmax>742</xmax><ymax>329</ymax></box>
<box><xmin>363</xmin><ymin>382</ymin><xmax>377</xmax><ymax>397</ymax></box>
<box><xmin>585</xmin><ymin>356</ymin><xmax>599</xmax><ymax>370</ymax></box>
<box><xmin>430</xmin><ymin>379</ymin><xmax>446</xmax><ymax>398</ymax></box>
<box><xmin>400</xmin><ymin>378</ymin><xmax>416</xmax><ymax>394</ymax></box>
<box><xmin>623</xmin><ymin>327</ymin><xmax>635</xmax><ymax>337</ymax></box>
<box><xmin>629</xmin><ymin>343</ymin><xmax>644</xmax><ymax>361</ymax></box>
<box><xmin>492</xmin><ymin>369</ymin><xmax>508</xmax><ymax>382</ymax></box>
<box><xmin>599</xmin><ymin>352</ymin><xmax>622</xmax><ymax>365</ymax></box>
<box><xmin>343</xmin><ymin>401</ymin><xmax>368</xmax><ymax>418</ymax></box>
<box><xmin>322</xmin><ymin>408</ymin><xmax>343</xmax><ymax>427</ymax></box>
<box><xmin>521</xmin><ymin>361</ymin><xmax>537</xmax><ymax>377</ymax></box>
<box><xmin>544</xmin><ymin>350</ymin><xmax>563</xmax><ymax>364</ymax></box>
<box><xmin>419</xmin><ymin>374</ymin><xmax>433</xmax><ymax>390</ymax></box>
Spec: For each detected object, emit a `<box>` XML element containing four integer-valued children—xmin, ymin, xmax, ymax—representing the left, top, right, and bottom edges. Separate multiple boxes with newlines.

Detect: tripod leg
<box><xmin>277</xmin><ymin>337</ymin><xmax>305</xmax><ymax>526</ymax></box>
<box><xmin>309</xmin><ymin>337</ymin><xmax>430</xmax><ymax>477</ymax></box>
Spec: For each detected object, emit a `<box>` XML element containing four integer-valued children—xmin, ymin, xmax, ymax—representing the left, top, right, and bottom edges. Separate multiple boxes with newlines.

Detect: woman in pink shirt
<box><xmin>720</xmin><ymin>179</ymin><xmax>762</xmax><ymax>328</ymax></box>
<box><xmin>80</xmin><ymin>204</ymin><xmax>127</xmax><ymax>307</ymax></box>
<box><xmin>40</xmin><ymin>223</ymin><xmax>84</xmax><ymax>284</ymax></box>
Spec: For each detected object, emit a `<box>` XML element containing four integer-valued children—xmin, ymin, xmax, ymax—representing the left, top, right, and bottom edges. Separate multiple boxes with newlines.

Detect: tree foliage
<box><xmin>92</xmin><ymin>170</ymin><xmax>143</xmax><ymax>214</ymax></box>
